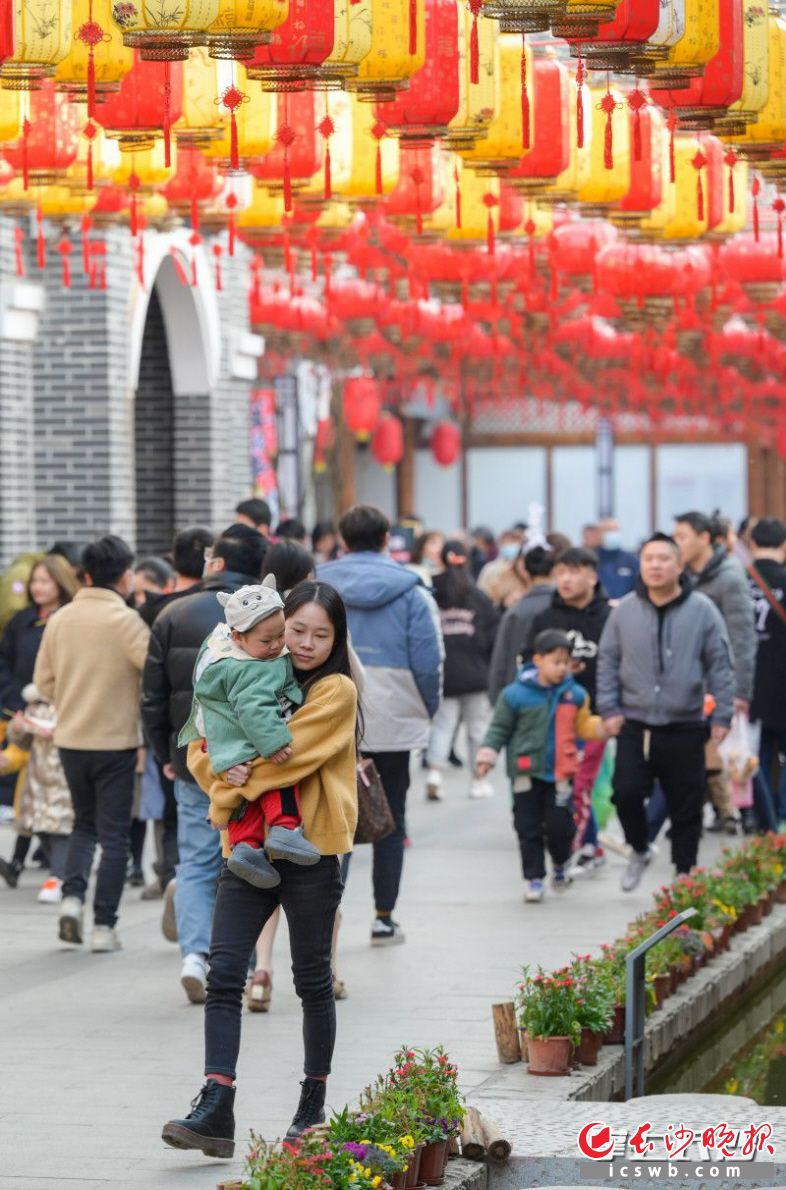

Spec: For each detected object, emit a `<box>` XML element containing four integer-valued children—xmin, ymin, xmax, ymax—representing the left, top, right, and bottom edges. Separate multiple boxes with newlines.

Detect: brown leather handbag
<box><xmin>354</xmin><ymin>757</ymin><xmax>395</xmax><ymax>845</ymax></box>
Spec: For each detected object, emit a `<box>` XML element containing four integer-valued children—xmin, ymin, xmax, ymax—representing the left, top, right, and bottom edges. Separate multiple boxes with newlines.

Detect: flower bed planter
<box><xmin>526</xmin><ymin>1035</ymin><xmax>573</xmax><ymax>1076</ymax></box>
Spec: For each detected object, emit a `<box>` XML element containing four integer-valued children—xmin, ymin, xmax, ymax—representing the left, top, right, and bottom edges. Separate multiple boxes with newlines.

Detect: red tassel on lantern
<box><xmin>774</xmin><ymin>199</ymin><xmax>785</xmax><ymax>259</ymax></box>
<box><xmin>221</xmin><ymin>83</ymin><xmax>247</xmax><ymax>172</ymax></box>
<box><xmin>36</xmin><ymin>204</ymin><xmax>45</xmax><ymax>270</ymax></box>
<box><xmin>469</xmin><ymin>0</ymin><xmax>482</xmax><ymax>85</ymax></box>
<box><xmin>212</xmin><ymin>243</ymin><xmax>223</xmax><ymax>291</ymax></box>
<box><xmin>372</xmin><ymin>120</ymin><xmax>385</xmax><ymax>195</ymax></box>
<box><xmin>521</xmin><ymin>36</ymin><xmax>530</xmax><ymax>150</ymax></box>
<box><xmin>692</xmin><ymin>149</ymin><xmax>706</xmax><ymax>220</ymax></box>
<box><xmin>318</xmin><ymin>114</ymin><xmax>334</xmax><ymax>200</ymax></box>
<box><xmin>84</xmin><ymin>120</ymin><xmax>97</xmax><ymax>191</ymax></box>
<box><xmin>250</xmin><ymin>254</ymin><xmax>263</xmax><ymax>305</ymax></box>
<box><xmin>189</xmin><ymin>232</ymin><xmax>200</xmax><ymax>287</ymax></box>
<box><xmin>136</xmin><ymin>231</ymin><xmax>145</xmax><ymax>287</ymax></box>
<box><xmin>752</xmin><ymin>175</ymin><xmax>760</xmax><ymax>242</ymax></box>
<box><xmin>14</xmin><ymin>225</ymin><xmax>24</xmax><ymax>278</ymax></box>
<box><xmin>627</xmin><ymin>88</ymin><xmax>646</xmax><ymax>163</ymax></box>
<box><xmin>454</xmin><ymin>163</ymin><xmax>462</xmax><ymax>229</ymax></box>
<box><xmin>57</xmin><ymin>236</ymin><xmax>72</xmax><ymax>289</ymax></box>
<box><xmin>163</xmin><ymin>61</ymin><xmax>172</xmax><ymax>168</ymax></box>
<box><xmin>576</xmin><ymin>52</ymin><xmax>584</xmax><ymax>150</ymax></box>
<box><xmin>77</xmin><ymin>2</ymin><xmax>104</xmax><ymax>121</ymax></box>
<box><xmin>324</xmin><ymin>252</ymin><xmax>333</xmax><ymax>300</ymax></box>
<box><xmin>600</xmin><ymin>88</ymin><xmax>617</xmax><ymax>170</ymax></box>
<box><xmin>409</xmin><ymin>0</ymin><xmax>417</xmax><ymax>55</ymax></box>
<box><xmin>483</xmin><ymin>192</ymin><xmax>497</xmax><ymax>256</ymax></box>
<box><xmin>81</xmin><ymin>214</ymin><xmax>91</xmax><ymax>274</ymax></box>
<box><xmin>525</xmin><ymin>217</ymin><xmax>535</xmax><ymax>273</ymax></box>
<box><xmin>724</xmin><ymin>149</ymin><xmax>737</xmax><ymax>214</ymax></box>
<box><xmin>22</xmin><ymin>118</ymin><xmax>30</xmax><ymax>191</ymax></box>
<box><xmin>226</xmin><ymin>192</ymin><xmax>237</xmax><ymax>257</ymax></box>
<box><xmin>283</xmin><ymin>225</ymin><xmax>292</xmax><ymax>273</ymax></box>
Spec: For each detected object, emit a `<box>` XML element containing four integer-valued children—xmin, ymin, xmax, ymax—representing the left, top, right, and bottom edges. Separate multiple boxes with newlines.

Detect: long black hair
<box><xmin>434</xmin><ymin>538</ymin><xmax>474</xmax><ymax>609</ymax></box>
<box><xmin>283</xmin><ymin>580</ymin><xmax>364</xmax><ymax>745</ymax></box>
<box><xmin>263</xmin><ymin>539</ymin><xmax>315</xmax><ymax>594</ymax></box>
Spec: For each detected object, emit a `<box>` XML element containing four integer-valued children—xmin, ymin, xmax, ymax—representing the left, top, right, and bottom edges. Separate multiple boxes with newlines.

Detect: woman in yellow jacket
<box><xmin>162</xmin><ymin>581</ymin><xmax>359</xmax><ymax>1159</ymax></box>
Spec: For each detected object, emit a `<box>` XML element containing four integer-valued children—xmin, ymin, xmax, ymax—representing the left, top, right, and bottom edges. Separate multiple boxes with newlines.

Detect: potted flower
<box><xmin>570</xmin><ymin>955</ymin><xmax>615</xmax><ymax>1065</ymax></box>
<box><xmin>516</xmin><ymin>966</ymin><xmax>581</xmax><ymax>1075</ymax></box>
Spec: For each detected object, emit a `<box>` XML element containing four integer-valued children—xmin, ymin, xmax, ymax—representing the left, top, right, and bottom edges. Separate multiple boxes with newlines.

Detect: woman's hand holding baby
<box><xmin>268</xmin><ymin>744</ymin><xmax>293</xmax><ymax>765</ymax></box>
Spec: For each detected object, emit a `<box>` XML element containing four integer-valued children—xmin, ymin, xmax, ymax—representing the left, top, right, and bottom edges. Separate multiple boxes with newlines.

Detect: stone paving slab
<box><xmin>0</xmin><ymin>760</ymin><xmax>732</xmax><ymax>1188</ymax></box>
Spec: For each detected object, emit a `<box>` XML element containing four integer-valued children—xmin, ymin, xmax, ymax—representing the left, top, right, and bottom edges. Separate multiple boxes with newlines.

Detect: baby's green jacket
<box><xmin>179</xmin><ymin>625</ymin><xmax>303</xmax><ymax>773</ymax></box>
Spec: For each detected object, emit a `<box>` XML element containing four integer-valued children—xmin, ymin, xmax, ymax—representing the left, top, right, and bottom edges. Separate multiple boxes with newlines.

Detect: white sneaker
<box><xmin>469</xmin><ymin>778</ymin><xmax>494</xmax><ymax>799</ymax></box>
<box><xmin>621</xmin><ymin>847</ymin><xmax>654</xmax><ymax>893</ymax></box>
<box><xmin>525</xmin><ymin>879</ymin><xmax>545</xmax><ymax>903</ymax></box>
<box><xmin>425</xmin><ymin>769</ymin><xmax>443</xmax><ymax>801</ymax></box>
<box><xmin>181</xmin><ymin>953</ymin><xmax>208</xmax><ymax>1004</ymax></box>
<box><xmin>37</xmin><ymin>876</ymin><xmax>63</xmax><ymax>904</ymax></box>
<box><xmin>58</xmin><ymin>896</ymin><xmax>84</xmax><ymax>945</ymax></box>
<box><xmin>91</xmin><ymin>925</ymin><xmax>122</xmax><ymax>953</ymax></box>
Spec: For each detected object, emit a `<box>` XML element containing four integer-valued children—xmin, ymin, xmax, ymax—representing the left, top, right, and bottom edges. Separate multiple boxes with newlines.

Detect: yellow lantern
<box><xmin>638</xmin><ymin>137</ymin><xmax>709</xmax><ymax>239</ymax></box>
<box><xmin>0</xmin><ymin>0</ymin><xmax>72</xmax><ymax>89</ymax></box>
<box><xmin>299</xmin><ymin>92</ymin><xmax>354</xmax><ymax>205</ymax></box>
<box><xmin>175</xmin><ymin>47</ymin><xmax>224</xmax><ymax>147</ymax></box>
<box><xmin>203</xmin><ymin>62</ymin><xmax>276</xmax><ymax>167</ymax></box>
<box><xmin>717</xmin><ymin>0</ymin><xmax>769</xmax><ymax>134</ymax></box>
<box><xmin>543</xmin><ymin>77</ymin><xmax>591</xmax><ymax>203</ymax></box>
<box><xmin>320</xmin><ymin>0</ymin><xmax>373</xmax><ymax>87</ymax></box>
<box><xmin>576</xmin><ymin>85</ymin><xmax>631</xmax><ymax>211</ymax></box>
<box><xmin>236</xmin><ymin>181</ymin><xmax>286</xmax><ymax>232</ymax></box>
<box><xmin>54</xmin><ymin>0</ymin><xmax>133</xmax><ymax>107</ymax></box>
<box><xmin>461</xmin><ymin>33</ymin><xmax>531</xmax><ymax>173</ymax></box>
<box><xmin>0</xmin><ymin>89</ymin><xmax>21</xmax><ymax>142</ymax></box>
<box><xmin>728</xmin><ymin>14</ymin><xmax>786</xmax><ymax>159</ymax></box>
<box><xmin>113</xmin><ymin>140</ymin><xmax>175</xmax><ymax>188</ymax></box>
<box><xmin>67</xmin><ymin>121</ymin><xmax>122</xmax><ymax>193</ymax></box>
<box><xmin>113</xmin><ymin>0</ymin><xmax>218</xmax><ymax>61</ymax></box>
<box><xmin>444</xmin><ymin>3</ymin><xmax>498</xmax><ymax>150</ymax></box>
<box><xmin>648</xmin><ymin>0</ymin><xmax>721</xmax><ymax>88</ymax></box>
<box><xmin>345</xmin><ymin>0</ymin><xmax>425</xmax><ymax>102</ymax></box>
<box><xmin>341</xmin><ymin>94</ymin><xmax>399</xmax><ymax>200</ymax></box>
<box><xmin>711</xmin><ymin>155</ymin><xmax>747</xmax><ymax>234</ymax></box>
<box><xmin>206</xmin><ymin>0</ymin><xmax>290</xmax><ymax>61</ymax></box>
<box><xmin>519</xmin><ymin>200</ymin><xmax>553</xmax><ymax>238</ymax></box>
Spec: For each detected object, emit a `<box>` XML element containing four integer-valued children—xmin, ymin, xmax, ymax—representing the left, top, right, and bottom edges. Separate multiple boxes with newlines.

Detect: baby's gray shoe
<box><xmin>228</xmin><ymin>843</ymin><xmax>281</xmax><ymax>888</ymax></box>
<box><xmin>265</xmin><ymin>825</ymin><xmax>321</xmax><ymax>866</ymax></box>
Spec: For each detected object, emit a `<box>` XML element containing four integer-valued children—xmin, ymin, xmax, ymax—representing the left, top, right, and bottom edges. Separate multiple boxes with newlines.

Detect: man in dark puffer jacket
<box><xmin>142</xmin><ymin>524</ymin><xmax>267</xmax><ymax>1005</ymax></box>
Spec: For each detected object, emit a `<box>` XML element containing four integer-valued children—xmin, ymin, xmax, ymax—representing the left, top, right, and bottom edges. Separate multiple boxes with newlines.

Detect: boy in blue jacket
<box><xmin>476</xmin><ymin>629</ymin><xmax>611</xmax><ymax>903</ymax></box>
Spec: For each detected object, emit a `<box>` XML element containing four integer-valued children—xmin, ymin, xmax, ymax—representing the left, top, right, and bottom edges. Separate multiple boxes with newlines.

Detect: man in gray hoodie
<box><xmin>597</xmin><ymin>534</ymin><xmax>734</xmax><ymax>890</ymax></box>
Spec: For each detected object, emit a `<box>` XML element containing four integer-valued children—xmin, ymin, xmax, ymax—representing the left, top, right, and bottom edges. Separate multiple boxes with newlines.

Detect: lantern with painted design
<box><xmin>649</xmin><ymin>0</ymin><xmax>743</xmax><ymax>127</ymax></box>
<box><xmin>246</xmin><ymin>0</ymin><xmax>335</xmax><ymax>90</ymax></box>
<box><xmin>508</xmin><ymin>56</ymin><xmax>570</xmax><ymax>195</ymax></box>
<box><xmin>444</xmin><ymin>2</ymin><xmax>498</xmax><ymax>150</ymax></box>
<box><xmin>54</xmin><ymin>0</ymin><xmax>133</xmax><ymax>107</ymax></box>
<box><xmin>375</xmin><ymin>0</ymin><xmax>459</xmax><ymax>142</ymax></box>
<box><xmin>0</xmin><ymin>0</ymin><xmax>72</xmax><ymax>89</ymax></box>
<box><xmin>344</xmin><ymin>0</ymin><xmax>425</xmax><ymax>103</ymax></box>
<box><xmin>4</xmin><ymin>83</ymin><xmax>80</xmax><ymax>185</ymax></box>
<box><xmin>461</xmin><ymin>33</ymin><xmax>532</xmax><ymax>173</ymax></box>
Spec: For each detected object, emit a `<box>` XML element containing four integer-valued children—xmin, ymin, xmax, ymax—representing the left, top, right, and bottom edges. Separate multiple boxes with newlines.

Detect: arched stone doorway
<box><xmin>135</xmin><ymin>288</ymin><xmax>175</xmax><ymax>554</ymax></box>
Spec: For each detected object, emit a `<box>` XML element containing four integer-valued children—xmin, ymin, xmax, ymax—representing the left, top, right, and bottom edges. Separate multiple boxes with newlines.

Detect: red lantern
<box><xmin>579</xmin><ymin>0</ymin><xmax>661</xmax><ymax>72</ymax></box>
<box><xmin>549</xmin><ymin>218</ymin><xmax>618</xmax><ymax>283</ymax></box>
<box><xmin>385</xmin><ymin>143</ymin><xmax>445</xmax><ymax>234</ymax></box>
<box><xmin>343</xmin><ymin>375</ymin><xmax>382</xmax><ymax>440</ymax></box>
<box><xmin>160</xmin><ymin>145</ymin><xmax>221</xmax><ymax>228</ymax></box>
<box><xmin>246</xmin><ymin>0</ymin><xmax>335</xmax><ymax>90</ymax></box>
<box><xmin>97</xmin><ymin>53</ymin><xmax>183</xmax><ymax>150</ymax></box>
<box><xmin>612</xmin><ymin>104</ymin><xmax>664</xmax><ymax>224</ymax></box>
<box><xmin>3</xmin><ymin>82</ymin><xmax>79</xmax><ymax>186</ymax></box>
<box><xmin>776</xmin><ymin>426</ymin><xmax>786</xmax><ymax>460</ymax></box>
<box><xmin>371</xmin><ymin>413</ymin><xmax>404</xmax><ymax>468</ymax></box>
<box><xmin>375</xmin><ymin>0</ymin><xmax>459</xmax><ymax>142</ymax></box>
<box><xmin>313</xmin><ymin>416</ymin><xmax>335</xmax><ymax>472</ymax></box>
<box><xmin>650</xmin><ymin>0</ymin><xmax>743</xmax><ymax>126</ymax></box>
<box><xmin>508</xmin><ymin>58</ymin><xmax>570</xmax><ymax>194</ymax></box>
<box><xmin>251</xmin><ymin>91</ymin><xmax>322</xmax><ymax>209</ymax></box>
<box><xmin>430</xmin><ymin>420</ymin><xmax>461</xmax><ymax>465</ymax></box>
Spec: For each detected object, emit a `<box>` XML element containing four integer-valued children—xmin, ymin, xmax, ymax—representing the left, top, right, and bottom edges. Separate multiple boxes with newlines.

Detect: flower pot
<box><xmin>419</xmin><ymin>1139</ymin><xmax>448</xmax><ymax>1185</ymax></box>
<box><xmin>403</xmin><ymin>1145</ymin><xmax>423</xmax><ymax>1189</ymax></box>
<box><xmin>750</xmin><ymin>900</ymin><xmax>765</xmax><ymax>925</ymax></box>
<box><xmin>527</xmin><ymin>1034</ymin><xmax>574</xmax><ymax>1075</ymax></box>
<box><xmin>653</xmin><ymin>972</ymin><xmax>670</xmax><ymax>1009</ymax></box>
<box><xmin>390</xmin><ymin>1176</ymin><xmax>407</xmax><ymax>1190</ymax></box>
<box><xmin>774</xmin><ymin>881</ymin><xmax>786</xmax><ymax>904</ymax></box>
<box><xmin>518</xmin><ymin>1026</ymin><xmax>529</xmax><ymax>1061</ymax></box>
<box><xmin>603</xmin><ymin>1004</ymin><xmax>626</xmax><ymax>1044</ymax></box>
<box><xmin>761</xmin><ymin>892</ymin><xmax>773</xmax><ymax>917</ymax></box>
<box><xmin>576</xmin><ymin>1027</ymin><xmax>603</xmax><ymax>1066</ymax></box>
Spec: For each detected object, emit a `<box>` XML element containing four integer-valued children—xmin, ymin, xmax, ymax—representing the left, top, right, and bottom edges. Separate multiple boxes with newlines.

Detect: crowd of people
<box><xmin>0</xmin><ymin>497</ymin><xmax>784</xmax><ymax>1155</ymax></box>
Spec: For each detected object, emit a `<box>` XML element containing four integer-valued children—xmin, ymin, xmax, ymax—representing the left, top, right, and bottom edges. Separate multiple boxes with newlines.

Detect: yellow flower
<box><xmin>400</xmin><ymin>1135</ymin><xmax>415</xmax><ymax>1149</ymax></box>
<box><xmin>726</xmin><ymin>1078</ymin><xmax>739</xmax><ymax>1094</ymax></box>
<box><xmin>372</xmin><ymin>1179</ymin><xmax>382</xmax><ymax>1188</ymax></box>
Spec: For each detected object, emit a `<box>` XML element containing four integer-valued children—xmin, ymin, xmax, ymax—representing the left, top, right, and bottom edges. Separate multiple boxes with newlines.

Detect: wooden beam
<box><xmin>396</xmin><ymin>417</ymin><xmax>416</xmax><ymax>520</ymax></box>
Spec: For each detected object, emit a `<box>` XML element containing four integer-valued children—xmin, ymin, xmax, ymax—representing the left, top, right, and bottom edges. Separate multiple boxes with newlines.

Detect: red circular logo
<box><xmin>578</xmin><ymin>1122</ymin><xmax>615</xmax><ymax>1161</ymax></box>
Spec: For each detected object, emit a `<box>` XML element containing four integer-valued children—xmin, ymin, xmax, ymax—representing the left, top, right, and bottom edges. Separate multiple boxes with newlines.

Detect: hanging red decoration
<box><xmin>97</xmin><ymin>54</ymin><xmax>184</xmax><ymax>152</ymax></box>
<box><xmin>521</xmin><ymin>36</ymin><xmax>530</xmax><ymax>150</ymax></box>
<box><xmin>220</xmin><ymin>83</ymin><xmax>247</xmax><ymax>172</ymax></box>
<box><xmin>14</xmin><ymin>224</ymin><xmax>24</xmax><ymax>278</ymax></box>
<box><xmin>482</xmin><ymin>192</ymin><xmax>498</xmax><ymax>255</ymax></box>
<box><xmin>627</xmin><ymin>88</ymin><xmax>647</xmax><ymax>161</ymax></box>
<box><xmin>724</xmin><ymin>148</ymin><xmax>737</xmax><ymax>214</ymax></box>
<box><xmin>509</xmin><ymin>58</ymin><xmax>570</xmax><ymax>193</ymax></box>
<box><xmin>430</xmin><ymin>420</ymin><xmax>461</xmax><ymax>466</ymax></box>
<box><xmin>212</xmin><ymin>243</ymin><xmax>223</xmax><ymax>291</ymax></box>
<box><xmin>774</xmin><ymin>198</ymin><xmax>785</xmax><ymax>260</ymax></box>
<box><xmin>343</xmin><ymin>375</ymin><xmax>382</xmax><ymax>440</ymax></box>
<box><xmin>376</xmin><ymin>0</ymin><xmax>459</xmax><ymax>142</ymax></box>
<box><xmin>57</xmin><ymin>236</ymin><xmax>72</xmax><ymax>289</ymax></box>
<box><xmin>246</xmin><ymin>0</ymin><xmax>335</xmax><ymax>90</ymax></box>
<box><xmin>469</xmin><ymin>0</ymin><xmax>483</xmax><ymax>85</ymax></box>
<box><xmin>576</xmin><ymin>52</ymin><xmax>585</xmax><ymax>149</ymax></box>
<box><xmin>318</xmin><ymin>114</ymin><xmax>334</xmax><ymax>199</ymax></box>
<box><xmin>752</xmin><ymin>175</ymin><xmax>760</xmax><ymax>242</ymax></box>
<box><xmin>371</xmin><ymin>414</ymin><xmax>404</xmax><ymax>469</ymax></box>
<box><xmin>36</xmin><ymin>205</ymin><xmax>45</xmax><ymax>270</ymax></box>
<box><xmin>667</xmin><ymin>109</ymin><xmax>677</xmax><ymax>183</ymax></box>
<box><xmin>692</xmin><ymin>148</ymin><xmax>707</xmax><ymax>221</ymax></box>
<box><xmin>599</xmin><ymin>87</ymin><xmax>620</xmax><ymax>169</ymax></box>
<box><xmin>76</xmin><ymin>5</ymin><xmax>107</xmax><ymax>120</ymax></box>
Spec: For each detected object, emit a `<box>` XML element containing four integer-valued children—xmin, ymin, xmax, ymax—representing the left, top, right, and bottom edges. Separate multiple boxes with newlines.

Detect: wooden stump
<box><xmin>492</xmin><ymin>1001</ymin><xmax>522</xmax><ymax>1064</ymax></box>
<box><xmin>460</xmin><ymin>1106</ymin><xmax>487</xmax><ymax>1161</ymax></box>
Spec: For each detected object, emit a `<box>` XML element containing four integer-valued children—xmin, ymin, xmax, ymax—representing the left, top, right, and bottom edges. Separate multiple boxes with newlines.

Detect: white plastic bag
<box><xmin>718</xmin><ymin>712</ymin><xmax>760</xmax><ymax>809</ymax></box>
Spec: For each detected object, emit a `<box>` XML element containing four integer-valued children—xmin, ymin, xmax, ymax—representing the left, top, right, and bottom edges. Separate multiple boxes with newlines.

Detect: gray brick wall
<box><xmin>0</xmin><ymin>216</ymin><xmax>256</xmax><ymax>569</ymax></box>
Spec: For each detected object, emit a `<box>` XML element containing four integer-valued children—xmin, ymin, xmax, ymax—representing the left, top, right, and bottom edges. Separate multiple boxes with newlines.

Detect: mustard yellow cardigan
<box><xmin>188</xmin><ymin>672</ymin><xmax>358</xmax><ymax>859</ymax></box>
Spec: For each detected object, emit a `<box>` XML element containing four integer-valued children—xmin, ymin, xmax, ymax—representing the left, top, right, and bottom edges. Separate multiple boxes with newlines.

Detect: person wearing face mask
<box><xmin>595</xmin><ymin>520</ymin><xmax>639</xmax><ymax>601</ymax></box>
<box><xmin>477</xmin><ymin>529</ymin><xmax>529</xmax><ymax>609</ymax></box>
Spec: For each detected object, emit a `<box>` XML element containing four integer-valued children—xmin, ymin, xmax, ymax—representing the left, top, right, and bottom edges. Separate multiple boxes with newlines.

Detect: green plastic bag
<box><xmin>591</xmin><ymin>742</ymin><xmax>616</xmax><ymax>829</ymax></box>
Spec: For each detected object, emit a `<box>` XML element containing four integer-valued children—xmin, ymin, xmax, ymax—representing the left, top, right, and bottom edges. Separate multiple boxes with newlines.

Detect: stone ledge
<box><xmin>218</xmin><ymin>1156</ymin><xmax>489</xmax><ymax>1190</ymax></box>
<box><xmin>471</xmin><ymin>904</ymin><xmax>786</xmax><ymax>1107</ymax></box>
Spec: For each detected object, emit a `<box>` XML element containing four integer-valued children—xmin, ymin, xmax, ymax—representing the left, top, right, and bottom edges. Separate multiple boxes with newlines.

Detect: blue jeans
<box><xmin>759</xmin><ymin>728</ymin><xmax>786</xmax><ymax>823</ymax></box>
<box><xmin>174</xmin><ymin>778</ymin><xmax>222</xmax><ymax>959</ymax></box>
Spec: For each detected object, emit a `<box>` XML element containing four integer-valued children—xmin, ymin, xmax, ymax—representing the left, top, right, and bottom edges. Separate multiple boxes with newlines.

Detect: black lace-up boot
<box><xmin>162</xmin><ymin>1081</ymin><xmax>235</xmax><ymax>1158</ymax></box>
<box><xmin>285</xmin><ymin>1077</ymin><xmax>327</xmax><ymax>1140</ymax></box>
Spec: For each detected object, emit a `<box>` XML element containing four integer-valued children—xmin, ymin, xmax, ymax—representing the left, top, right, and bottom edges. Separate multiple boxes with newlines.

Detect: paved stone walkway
<box><xmin>0</xmin><ymin>758</ymin><xmax>732</xmax><ymax>1188</ymax></box>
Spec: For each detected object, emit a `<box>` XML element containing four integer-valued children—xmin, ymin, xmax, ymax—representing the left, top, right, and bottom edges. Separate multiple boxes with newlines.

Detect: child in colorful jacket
<box><xmin>476</xmin><ymin>628</ymin><xmax>611</xmax><ymax>903</ymax></box>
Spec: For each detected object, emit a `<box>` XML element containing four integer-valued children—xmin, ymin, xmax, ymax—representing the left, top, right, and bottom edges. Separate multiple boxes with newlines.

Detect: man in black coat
<box><xmin>141</xmin><ymin>523</ymin><xmax>267</xmax><ymax>1004</ymax></box>
<box><xmin>525</xmin><ymin>547</ymin><xmax>611</xmax><ymax>872</ymax></box>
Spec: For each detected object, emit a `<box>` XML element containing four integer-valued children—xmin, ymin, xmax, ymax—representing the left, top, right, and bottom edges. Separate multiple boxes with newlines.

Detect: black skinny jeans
<box><xmin>613</xmin><ymin>720</ymin><xmax>707</xmax><ymax>874</ymax></box>
<box><xmin>205</xmin><ymin>856</ymin><xmax>343</xmax><ymax>1081</ymax></box>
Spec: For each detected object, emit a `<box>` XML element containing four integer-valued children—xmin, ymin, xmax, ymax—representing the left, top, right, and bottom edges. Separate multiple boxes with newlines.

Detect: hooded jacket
<box><xmin>487</xmin><ymin>583</ymin><xmax>555</xmax><ymax>704</ymax></box>
<box><xmin>526</xmin><ymin>585</ymin><xmax>610</xmax><ymax>707</ymax></box>
<box><xmin>318</xmin><ymin>551</ymin><xmax>443</xmax><ymax>751</ymax></box>
<box><xmin>483</xmin><ymin>668</ymin><xmax>603</xmax><ymax>785</ymax></box>
<box><xmin>141</xmin><ymin>569</ymin><xmax>262</xmax><ymax>783</ymax></box>
<box><xmin>596</xmin><ymin>575</ymin><xmax>734</xmax><ymax>727</ymax></box>
<box><xmin>689</xmin><ymin>546</ymin><xmax>756</xmax><ymax>703</ymax></box>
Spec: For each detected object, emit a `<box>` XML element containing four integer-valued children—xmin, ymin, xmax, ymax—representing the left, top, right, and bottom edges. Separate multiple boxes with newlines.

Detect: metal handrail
<box><xmin>624</xmin><ymin>907</ymin><xmax>698</xmax><ymax>1100</ymax></box>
